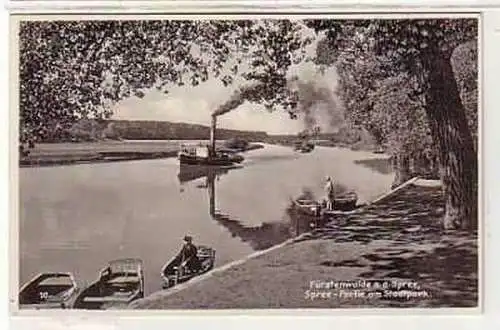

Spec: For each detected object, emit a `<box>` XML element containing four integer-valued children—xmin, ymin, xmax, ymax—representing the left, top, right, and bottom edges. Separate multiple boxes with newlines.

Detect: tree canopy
<box><xmin>19</xmin><ymin>19</ymin><xmax>312</xmax><ymax>153</ymax></box>
<box><xmin>323</xmin><ymin>29</ymin><xmax>477</xmax><ymax>178</ymax></box>
<box><xmin>309</xmin><ymin>18</ymin><xmax>478</xmax><ymax>229</ymax></box>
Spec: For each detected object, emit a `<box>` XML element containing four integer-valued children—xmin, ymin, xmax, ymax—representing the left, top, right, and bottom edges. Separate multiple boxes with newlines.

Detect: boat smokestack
<box><xmin>210</xmin><ymin>115</ymin><xmax>216</xmax><ymax>156</ymax></box>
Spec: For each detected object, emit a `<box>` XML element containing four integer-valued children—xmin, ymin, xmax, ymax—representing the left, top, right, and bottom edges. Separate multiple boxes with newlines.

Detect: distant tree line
<box><xmin>40</xmin><ymin>119</ymin><xmax>269</xmax><ymax>142</ymax></box>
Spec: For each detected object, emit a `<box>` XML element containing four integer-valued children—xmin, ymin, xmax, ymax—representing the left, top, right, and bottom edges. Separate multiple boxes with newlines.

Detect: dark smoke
<box><xmin>210</xmin><ymin>65</ymin><xmax>343</xmax><ymax>136</ymax></box>
<box><xmin>288</xmin><ymin>65</ymin><xmax>344</xmax><ymax>134</ymax></box>
<box><xmin>212</xmin><ymin>83</ymin><xmax>261</xmax><ymax>117</ymax></box>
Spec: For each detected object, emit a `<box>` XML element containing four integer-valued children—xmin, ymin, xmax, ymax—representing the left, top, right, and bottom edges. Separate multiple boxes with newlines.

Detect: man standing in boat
<box><xmin>179</xmin><ymin>235</ymin><xmax>201</xmax><ymax>273</ymax></box>
<box><xmin>325</xmin><ymin>176</ymin><xmax>335</xmax><ymax>211</ymax></box>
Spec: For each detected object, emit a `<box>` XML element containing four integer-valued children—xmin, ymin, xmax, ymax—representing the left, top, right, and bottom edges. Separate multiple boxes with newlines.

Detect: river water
<box><xmin>19</xmin><ymin>143</ymin><xmax>394</xmax><ymax>295</ymax></box>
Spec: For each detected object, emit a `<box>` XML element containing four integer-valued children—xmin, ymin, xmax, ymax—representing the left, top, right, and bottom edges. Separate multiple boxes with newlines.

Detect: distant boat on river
<box><xmin>293</xmin><ymin>140</ymin><xmax>315</xmax><ymax>153</ymax></box>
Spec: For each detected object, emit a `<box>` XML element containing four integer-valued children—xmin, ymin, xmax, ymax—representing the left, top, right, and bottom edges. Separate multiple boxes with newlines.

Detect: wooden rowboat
<box><xmin>19</xmin><ymin>272</ymin><xmax>79</xmax><ymax>309</ymax></box>
<box><xmin>294</xmin><ymin>141</ymin><xmax>315</xmax><ymax>153</ymax></box>
<box><xmin>161</xmin><ymin>245</ymin><xmax>216</xmax><ymax>289</ymax></box>
<box><xmin>331</xmin><ymin>192</ymin><xmax>359</xmax><ymax>211</ymax></box>
<box><xmin>73</xmin><ymin>258</ymin><xmax>144</xmax><ymax>310</ymax></box>
<box><xmin>293</xmin><ymin>191</ymin><xmax>359</xmax><ymax>216</ymax></box>
<box><xmin>293</xmin><ymin>199</ymin><xmax>323</xmax><ymax>216</ymax></box>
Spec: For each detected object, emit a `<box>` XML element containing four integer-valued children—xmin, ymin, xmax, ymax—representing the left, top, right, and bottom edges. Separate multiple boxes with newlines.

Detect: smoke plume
<box><xmin>212</xmin><ymin>83</ymin><xmax>261</xmax><ymax>117</ymax></box>
<box><xmin>288</xmin><ymin>65</ymin><xmax>344</xmax><ymax>134</ymax></box>
<box><xmin>210</xmin><ymin>62</ymin><xmax>343</xmax><ymax>136</ymax></box>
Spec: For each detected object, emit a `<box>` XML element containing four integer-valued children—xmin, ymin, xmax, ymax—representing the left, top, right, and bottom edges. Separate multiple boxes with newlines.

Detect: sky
<box><xmin>111</xmin><ymin>83</ymin><xmax>305</xmax><ymax>135</ymax></box>
<box><xmin>111</xmin><ymin>24</ymin><xmax>338</xmax><ymax>135</ymax></box>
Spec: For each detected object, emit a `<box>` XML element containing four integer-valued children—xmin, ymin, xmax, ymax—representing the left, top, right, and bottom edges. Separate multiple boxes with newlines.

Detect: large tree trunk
<box><xmin>391</xmin><ymin>153</ymin><xmax>411</xmax><ymax>189</ymax></box>
<box><xmin>420</xmin><ymin>49</ymin><xmax>478</xmax><ymax>230</ymax></box>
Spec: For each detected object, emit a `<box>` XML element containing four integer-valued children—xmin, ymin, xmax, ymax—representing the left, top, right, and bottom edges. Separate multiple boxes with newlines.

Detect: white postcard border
<box><xmin>4</xmin><ymin>3</ymin><xmax>499</xmax><ymax>329</ymax></box>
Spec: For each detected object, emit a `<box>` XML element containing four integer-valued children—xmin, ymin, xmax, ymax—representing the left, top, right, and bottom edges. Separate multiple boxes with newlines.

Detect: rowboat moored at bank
<box><xmin>19</xmin><ymin>272</ymin><xmax>79</xmax><ymax>309</ymax></box>
<box><xmin>292</xmin><ymin>191</ymin><xmax>359</xmax><ymax>216</ymax></box>
<box><xmin>73</xmin><ymin>258</ymin><xmax>144</xmax><ymax>310</ymax></box>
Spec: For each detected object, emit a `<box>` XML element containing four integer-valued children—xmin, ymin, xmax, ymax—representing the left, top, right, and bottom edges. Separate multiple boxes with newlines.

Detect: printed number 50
<box><xmin>39</xmin><ymin>292</ymin><xmax>48</xmax><ymax>300</ymax></box>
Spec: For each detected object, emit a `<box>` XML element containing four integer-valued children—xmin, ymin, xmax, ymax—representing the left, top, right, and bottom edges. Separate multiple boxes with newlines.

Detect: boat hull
<box><xmin>293</xmin><ymin>192</ymin><xmax>359</xmax><ymax>216</ymax></box>
<box><xmin>293</xmin><ymin>199</ymin><xmax>322</xmax><ymax>217</ymax></box>
<box><xmin>332</xmin><ymin>193</ymin><xmax>358</xmax><ymax>211</ymax></box>
<box><xmin>178</xmin><ymin>153</ymin><xmax>241</xmax><ymax>166</ymax></box>
<box><xmin>18</xmin><ymin>273</ymin><xmax>79</xmax><ymax>309</ymax></box>
<box><xmin>294</xmin><ymin>141</ymin><xmax>315</xmax><ymax>153</ymax></box>
<box><xmin>73</xmin><ymin>281</ymin><xmax>143</xmax><ymax>310</ymax></box>
<box><xmin>73</xmin><ymin>259</ymin><xmax>144</xmax><ymax>310</ymax></box>
<box><xmin>161</xmin><ymin>245</ymin><xmax>216</xmax><ymax>289</ymax></box>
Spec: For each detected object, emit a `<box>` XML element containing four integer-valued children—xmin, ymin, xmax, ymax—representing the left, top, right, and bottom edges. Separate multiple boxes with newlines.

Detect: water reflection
<box><xmin>177</xmin><ymin>165</ymin><xmax>326</xmax><ymax>251</ymax></box>
<box><xmin>177</xmin><ymin>164</ymin><xmax>243</xmax><ymax>184</ymax></box>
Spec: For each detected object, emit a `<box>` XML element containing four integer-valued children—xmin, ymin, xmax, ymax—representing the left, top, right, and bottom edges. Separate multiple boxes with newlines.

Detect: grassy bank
<box><xmin>19</xmin><ymin>141</ymin><xmax>180</xmax><ymax>167</ymax></box>
<box><xmin>131</xmin><ymin>180</ymin><xmax>477</xmax><ymax>309</ymax></box>
<box><xmin>20</xmin><ymin>151</ymin><xmax>179</xmax><ymax>167</ymax></box>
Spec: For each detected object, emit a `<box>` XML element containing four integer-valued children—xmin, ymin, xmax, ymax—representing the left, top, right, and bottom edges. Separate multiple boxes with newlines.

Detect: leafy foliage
<box><xmin>19</xmin><ymin>19</ymin><xmax>312</xmax><ymax>153</ymax></box>
<box><xmin>333</xmin><ymin>49</ymin><xmax>438</xmax><ymax>174</ymax></box>
<box><xmin>370</xmin><ymin>74</ymin><xmax>435</xmax><ymax>166</ymax></box>
<box><xmin>334</xmin><ymin>51</ymin><xmax>393</xmax><ymax>144</ymax></box>
<box><xmin>451</xmin><ymin>40</ymin><xmax>478</xmax><ymax>150</ymax></box>
<box><xmin>307</xmin><ymin>18</ymin><xmax>477</xmax><ymax>61</ymax></box>
<box><xmin>314</xmin><ymin>19</ymin><xmax>478</xmax><ymax>178</ymax></box>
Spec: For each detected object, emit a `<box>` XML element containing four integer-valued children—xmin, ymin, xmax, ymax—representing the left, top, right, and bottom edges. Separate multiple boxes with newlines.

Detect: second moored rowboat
<box><xmin>73</xmin><ymin>258</ymin><xmax>144</xmax><ymax>310</ymax></box>
<box><xmin>293</xmin><ymin>191</ymin><xmax>359</xmax><ymax>216</ymax></box>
